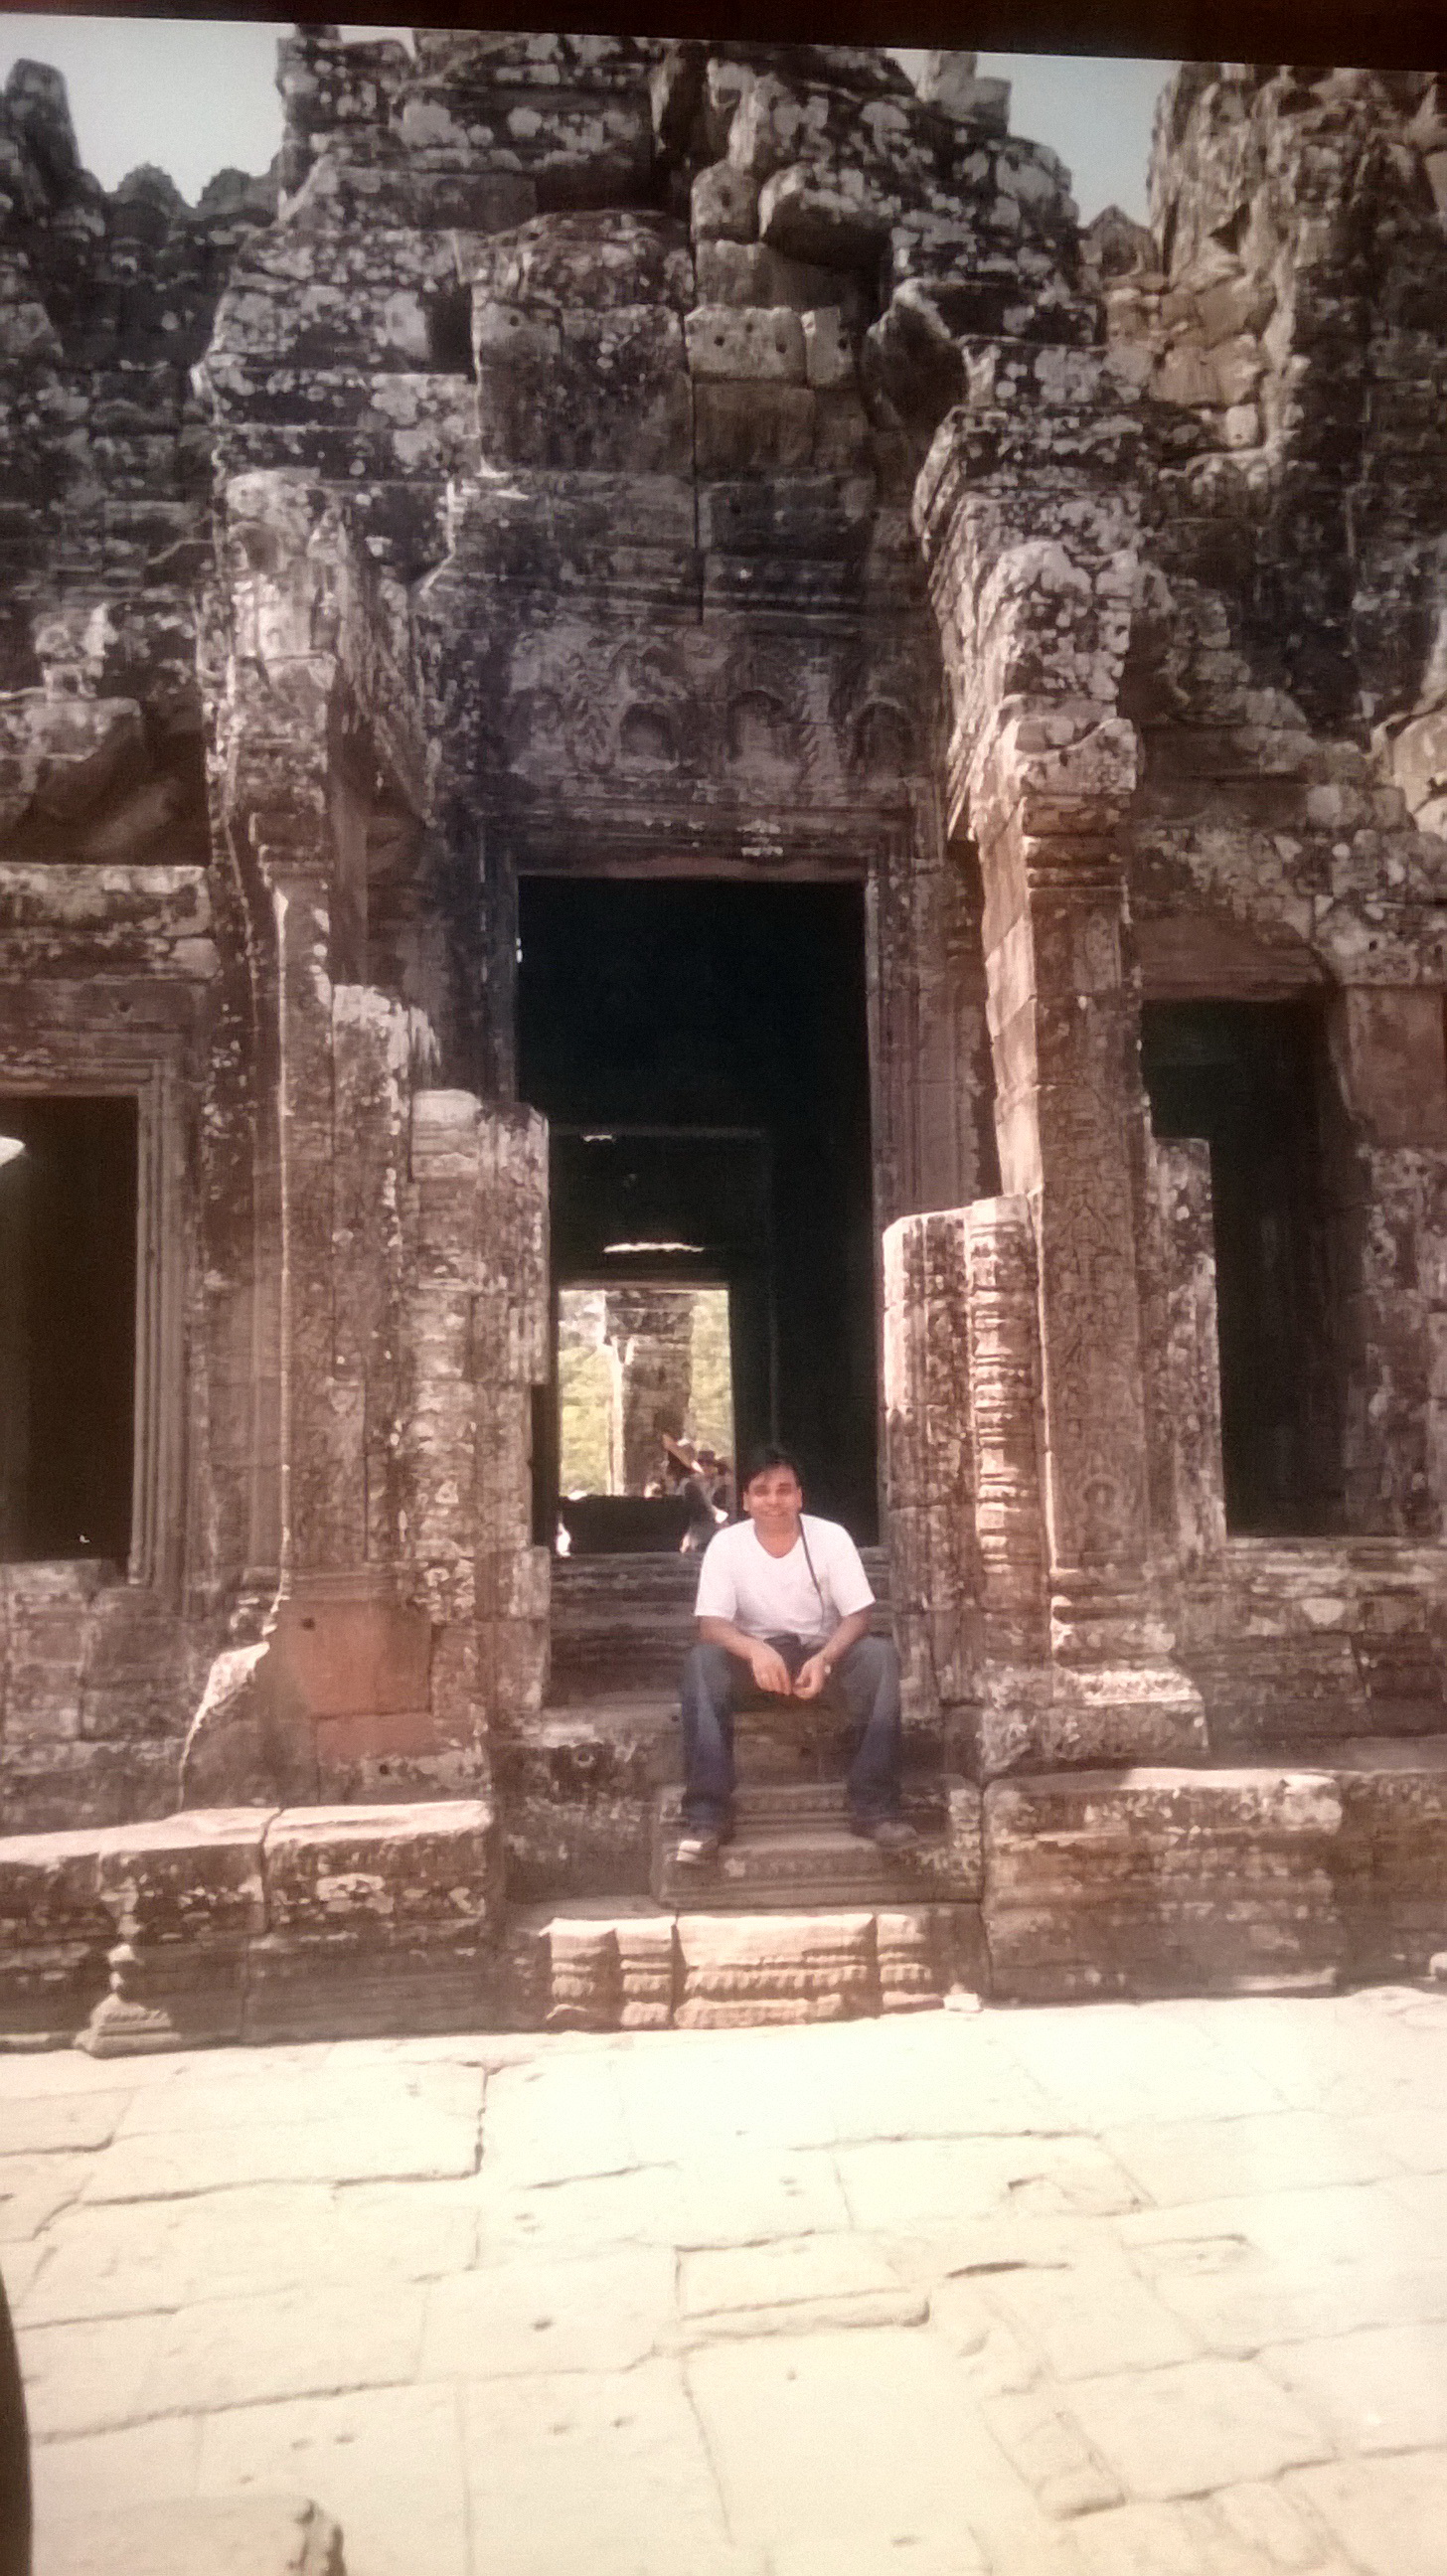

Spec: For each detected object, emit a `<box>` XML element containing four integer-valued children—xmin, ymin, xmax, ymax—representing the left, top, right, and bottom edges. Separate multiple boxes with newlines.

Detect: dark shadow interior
<box><xmin>518</xmin><ymin>879</ymin><xmax>878</xmax><ymax>1540</ymax></box>
<box><xmin>1142</xmin><ymin>1000</ymin><xmax>1342</xmax><ymax>1535</ymax></box>
<box><xmin>0</xmin><ymin>1095</ymin><xmax>137</xmax><ymax>1561</ymax></box>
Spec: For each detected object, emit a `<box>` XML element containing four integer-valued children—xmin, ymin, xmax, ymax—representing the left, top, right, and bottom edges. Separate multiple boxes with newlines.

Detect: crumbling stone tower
<box><xmin>4</xmin><ymin>40</ymin><xmax>1447</xmax><ymax>2038</ymax></box>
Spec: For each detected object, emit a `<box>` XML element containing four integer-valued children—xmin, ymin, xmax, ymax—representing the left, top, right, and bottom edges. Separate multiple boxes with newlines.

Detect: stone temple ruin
<box><xmin>4</xmin><ymin>33</ymin><xmax>1447</xmax><ymax>2044</ymax></box>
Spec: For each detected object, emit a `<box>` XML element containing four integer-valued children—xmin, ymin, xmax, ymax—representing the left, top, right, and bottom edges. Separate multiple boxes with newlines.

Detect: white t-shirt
<box><xmin>694</xmin><ymin>1516</ymin><xmax>875</xmax><ymax>1647</ymax></box>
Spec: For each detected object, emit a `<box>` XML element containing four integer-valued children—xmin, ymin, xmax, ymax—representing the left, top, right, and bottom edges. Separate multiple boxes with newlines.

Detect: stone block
<box><xmin>261</xmin><ymin>1800</ymin><xmax>501</xmax><ymax>1937</ymax></box>
<box><xmin>1334</xmin><ymin>1750</ymin><xmax>1447</xmax><ymax>1979</ymax></box>
<box><xmin>465</xmin><ymin>208</ymin><xmax>693</xmax><ymax>313</ymax></box>
<box><xmin>691</xmin><ymin>161</ymin><xmax>759</xmax><ymax>242</ymax></box>
<box><xmin>476</xmin><ymin>303</ymin><xmax>692</xmax><ymax>472</ymax></box>
<box><xmin>423</xmin><ymin>2247</ymin><xmax>675</xmax><ymax>2377</ymax></box>
<box><xmin>1067</xmin><ymin>2355</ymin><xmax>1330</xmax><ymax>2499</ymax></box>
<box><xmin>758</xmin><ymin>165</ymin><xmax>889</xmax><ymax>267</ymax></box>
<box><xmin>1195</xmin><ymin>269</ymin><xmax>1275</xmax><ymax>345</ymax></box>
<box><xmin>1289</xmin><ymin>2453</ymin><xmax>1447</xmax><ymax>2576</ymax></box>
<box><xmin>685</xmin><ymin>303</ymin><xmax>806</xmax><ymax>383</ymax></box>
<box><xmin>811</xmin><ymin>388</ymin><xmax>872</xmax><ymax>471</ymax></box>
<box><xmin>1210</xmin><ymin>332</ymin><xmax>1266</xmax><ymax>405</ymax></box>
<box><xmin>801</xmin><ymin>306</ymin><xmax>854</xmax><ymax>389</ymax></box>
<box><xmin>677</xmin><ymin>2234</ymin><xmax>924</xmax><ymax>2340</ymax></box>
<box><xmin>613</xmin><ymin>1912</ymin><xmax>679</xmax><ymax>2026</ymax></box>
<box><xmin>983</xmin><ymin>1767</ymin><xmax>1346</xmax><ymax>2001</ymax></box>
<box><xmin>0</xmin><ymin>1940</ymin><xmax>110</xmax><ymax>2043</ymax></box>
<box><xmin>242</xmin><ymin>1926</ymin><xmax>494</xmax><ymax>2043</ymax></box>
<box><xmin>545</xmin><ymin>1918</ymin><xmax>624</xmax><ymax>2030</ymax></box>
<box><xmin>1330</xmin><ymin>987</ymin><xmax>1447</xmax><ymax>1148</ymax></box>
<box><xmin>674</xmin><ymin>1909</ymin><xmax>878</xmax><ymax>2025</ymax></box>
<box><xmin>693</xmin><ymin>380</ymin><xmax>815</xmax><ymax>472</ymax></box>
<box><xmin>982</xmin><ymin>2387</ymin><xmax>1123</xmax><ymax>2517</ymax></box>
<box><xmin>80</xmin><ymin>1936</ymin><xmax>248</xmax><ymax>2056</ymax></box>
<box><xmin>268</xmin><ymin>1590</ymin><xmax>432</xmax><ymax>1721</ymax></box>
<box><xmin>874</xmin><ymin>1905</ymin><xmax>948</xmax><ymax>2011</ymax></box>
<box><xmin>92</xmin><ymin>1808</ymin><xmax>270</xmax><ymax>1945</ymax></box>
<box><xmin>0</xmin><ymin>1829</ymin><xmax>109</xmax><ymax>1944</ymax></box>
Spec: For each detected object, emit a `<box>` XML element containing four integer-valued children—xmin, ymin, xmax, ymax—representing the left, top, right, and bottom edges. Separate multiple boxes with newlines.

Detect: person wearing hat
<box><xmin>662</xmin><ymin>1436</ymin><xmax>723</xmax><ymax>1554</ymax></box>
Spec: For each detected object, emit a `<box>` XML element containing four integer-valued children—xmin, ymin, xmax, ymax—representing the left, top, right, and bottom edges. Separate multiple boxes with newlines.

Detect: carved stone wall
<box><xmin>5</xmin><ymin>35</ymin><xmax>1447</xmax><ymax>1863</ymax></box>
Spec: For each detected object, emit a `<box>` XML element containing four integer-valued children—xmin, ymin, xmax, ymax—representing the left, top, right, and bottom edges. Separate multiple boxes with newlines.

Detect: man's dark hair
<box><xmin>740</xmin><ymin>1444</ymin><xmax>804</xmax><ymax>1492</ymax></box>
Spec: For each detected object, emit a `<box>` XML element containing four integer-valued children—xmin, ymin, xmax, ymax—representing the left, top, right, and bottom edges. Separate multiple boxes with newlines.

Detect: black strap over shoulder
<box><xmin>797</xmin><ymin>1518</ymin><xmax>827</xmax><ymax>1616</ymax></box>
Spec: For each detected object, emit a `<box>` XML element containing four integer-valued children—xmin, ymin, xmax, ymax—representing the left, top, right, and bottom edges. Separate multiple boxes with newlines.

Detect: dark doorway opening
<box><xmin>518</xmin><ymin>879</ymin><xmax>878</xmax><ymax>1543</ymax></box>
<box><xmin>1141</xmin><ymin>1000</ymin><xmax>1340</xmax><ymax>1535</ymax></box>
<box><xmin>0</xmin><ymin>1096</ymin><xmax>138</xmax><ymax>1561</ymax></box>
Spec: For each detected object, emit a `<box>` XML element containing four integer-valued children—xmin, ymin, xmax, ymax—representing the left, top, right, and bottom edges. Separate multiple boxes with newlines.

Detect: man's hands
<box><xmin>791</xmin><ymin>1651</ymin><xmax>830</xmax><ymax>1701</ymax></box>
<box><xmin>735</xmin><ymin>1642</ymin><xmax>829</xmax><ymax>1697</ymax></box>
<box><xmin>746</xmin><ymin>1641</ymin><xmax>795</xmax><ymax>1696</ymax></box>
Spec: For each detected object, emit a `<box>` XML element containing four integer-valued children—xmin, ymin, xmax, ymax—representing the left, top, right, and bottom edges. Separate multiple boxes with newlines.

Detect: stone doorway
<box><xmin>555</xmin><ymin>1278</ymin><xmax>735</xmax><ymax>1552</ymax></box>
<box><xmin>0</xmin><ymin>1094</ymin><xmax>138</xmax><ymax>1562</ymax></box>
<box><xmin>517</xmin><ymin>876</ymin><xmax>880</xmax><ymax>1544</ymax></box>
<box><xmin>1141</xmin><ymin>999</ymin><xmax>1343</xmax><ymax>1533</ymax></box>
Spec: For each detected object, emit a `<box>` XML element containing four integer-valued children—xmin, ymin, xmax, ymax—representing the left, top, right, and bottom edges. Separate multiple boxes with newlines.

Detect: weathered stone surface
<box><xmin>984</xmin><ymin>1768</ymin><xmax>1346</xmax><ymax>2001</ymax></box>
<box><xmin>675</xmin><ymin>1910</ymin><xmax>878</xmax><ymax>2027</ymax></box>
<box><xmin>6</xmin><ymin>34</ymin><xmax>1447</xmax><ymax>2006</ymax></box>
<box><xmin>40</xmin><ymin>2495</ymin><xmax>345</xmax><ymax>2576</ymax></box>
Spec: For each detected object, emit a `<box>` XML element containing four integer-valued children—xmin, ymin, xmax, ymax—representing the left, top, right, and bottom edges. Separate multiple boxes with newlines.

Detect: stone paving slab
<box><xmin>198</xmin><ymin>2383</ymin><xmax>469</xmax><ymax>2576</ymax></box>
<box><xmin>421</xmin><ymin>2247</ymin><xmax>676</xmax><ymax>2377</ymax></box>
<box><xmin>4</xmin><ymin>1991</ymin><xmax>1447</xmax><ymax>2574</ymax></box>
<box><xmin>1065</xmin><ymin>2353</ymin><xmax>1333</xmax><ymax>2499</ymax></box>
<box><xmin>1287</xmin><ymin>2454</ymin><xmax>1447</xmax><ymax>2576</ymax></box>
<box><xmin>41</xmin><ymin>2494</ymin><xmax>344</xmax><ymax>2576</ymax></box>
<box><xmin>460</xmin><ymin>2363</ymin><xmax>759</xmax><ymax>2576</ymax></box>
<box><xmin>1261</xmin><ymin>2319</ymin><xmax>1447</xmax><ymax>2455</ymax></box>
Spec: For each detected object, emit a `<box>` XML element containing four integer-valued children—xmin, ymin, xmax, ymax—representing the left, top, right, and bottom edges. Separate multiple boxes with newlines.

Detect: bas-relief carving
<box><xmin>485</xmin><ymin>624</ymin><xmax>936</xmax><ymax>816</ymax></box>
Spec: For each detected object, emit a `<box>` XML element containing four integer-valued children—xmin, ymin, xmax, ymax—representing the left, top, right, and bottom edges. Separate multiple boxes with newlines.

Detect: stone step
<box><xmin>505</xmin><ymin>1895</ymin><xmax>986</xmax><ymax>2029</ymax></box>
<box><xmin>651</xmin><ymin>1777</ymin><xmax>981</xmax><ymax>1909</ymax></box>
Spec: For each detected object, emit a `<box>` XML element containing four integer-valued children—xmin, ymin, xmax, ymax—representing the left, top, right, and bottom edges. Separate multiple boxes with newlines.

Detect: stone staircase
<box><xmin>495</xmin><ymin>1545</ymin><xmax>988</xmax><ymax>2019</ymax></box>
<box><xmin>506</xmin><ymin>1544</ymin><xmax>954</xmax><ymax>1910</ymax></box>
<box><xmin>651</xmin><ymin>1778</ymin><xmax>980</xmax><ymax>1908</ymax></box>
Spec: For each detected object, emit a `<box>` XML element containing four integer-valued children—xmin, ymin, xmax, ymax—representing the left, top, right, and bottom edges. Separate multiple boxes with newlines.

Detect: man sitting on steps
<box><xmin>676</xmin><ymin>1445</ymin><xmax>918</xmax><ymax>1868</ymax></box>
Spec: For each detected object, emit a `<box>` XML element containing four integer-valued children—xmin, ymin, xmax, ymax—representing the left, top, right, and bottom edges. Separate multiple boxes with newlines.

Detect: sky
<box><xmin>0</xmin><ymin>15</ymin><xmax>1174</xmax><ymax>220</ymax></box>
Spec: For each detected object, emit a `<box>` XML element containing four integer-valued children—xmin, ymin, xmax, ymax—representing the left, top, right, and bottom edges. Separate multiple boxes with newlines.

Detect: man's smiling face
<box><xmin>742</xmin><ymin>1463</ymin><xmax>803</xmax><ymax>1539</ymax></box>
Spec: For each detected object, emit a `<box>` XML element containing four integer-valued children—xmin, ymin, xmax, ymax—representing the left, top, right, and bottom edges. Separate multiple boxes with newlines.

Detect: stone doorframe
<box><xmin>465</xmin><ymin>798</ymin><xmax>998</xmax><ymax>1563</ymax></box>
<box><xmin>0</xmin><ymin>998</ymin><xmax>192</xmax><ymax>1604</ymax></box>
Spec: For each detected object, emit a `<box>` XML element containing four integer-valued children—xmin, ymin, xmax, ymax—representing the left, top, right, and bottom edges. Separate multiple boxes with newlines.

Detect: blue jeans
<box><xmin>680</xmin><ymin>1632</ymin><xmax>903</xmax><ymax>1834</ymax></box>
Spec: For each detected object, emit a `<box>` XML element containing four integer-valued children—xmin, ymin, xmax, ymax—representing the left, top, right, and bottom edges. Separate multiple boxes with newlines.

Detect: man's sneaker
<box><xmin>851</xmin><ymin>1816</ymin><xmax>919</xmax><ymax>1853</ymax></box>
<box><xmin>675</xmin><ymin>1831</ymin><xmax>722</xmax><ymax>1868</ymax></box>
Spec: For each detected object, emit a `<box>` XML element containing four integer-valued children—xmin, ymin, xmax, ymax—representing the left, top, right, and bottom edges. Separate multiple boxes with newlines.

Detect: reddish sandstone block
<box><xmin>268</xmin><ymin>1592</ymin><xmax>432</xmax><ymax>1719</ymax></box>
<box><xmin>312</xmin><ymin>1708</ymin><xmax>439</xmax><ymax>1766</ymax></box>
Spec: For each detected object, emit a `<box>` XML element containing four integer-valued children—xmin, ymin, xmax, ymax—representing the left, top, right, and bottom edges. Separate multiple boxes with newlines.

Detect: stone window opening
<box><xmin>425</xmin><ymin>283</ymin><xmax>476</xmax><ymax>376</ymax></box>
<box><xmin>0</xmin><ymin>1094</ymin><xmax>138</xmax><ymax>1563</ymax></box>
<box><xmin>1141</xmin><ymin>998</ymin><xmax>1343</xmax><ymax>1536</ymax></box>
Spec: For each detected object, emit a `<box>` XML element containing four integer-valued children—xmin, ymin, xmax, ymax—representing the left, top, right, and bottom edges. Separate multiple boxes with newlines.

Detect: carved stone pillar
<box><xmin>605</xmin><ymin>1287</ymin><xmax>693</xmax><ymax>1495</ymax></box>
<box><xmin>913</xmin><ymin>354</ymin><xmax>1206</xmax><ymax>1764</ymax></box>
<box><xmin>1149</xmin><ymin>1139</ymin><xmax>1227</xmax><ymax>1573</ymax></box>
<box><xmin>1328</xmin><ymin>986</ymin><xmax>1447</xmax><ymax>1533</ymax></box>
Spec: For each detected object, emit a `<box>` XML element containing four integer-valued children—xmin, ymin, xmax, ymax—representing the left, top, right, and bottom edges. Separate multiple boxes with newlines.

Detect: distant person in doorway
<box><xmin>676</xmin><ymin>1446</ymin><xmax>916</xmax><ymax>1866</ymax></box>
<box><xmin>696</xmin><ymin>1447</ymin><xmax>734</xmax><ymax>1520</ymax></box>
<box><xmin>663</xmin><ymin>1437</ymin><xmax>724</xmax><ymax>1554</ymax></box>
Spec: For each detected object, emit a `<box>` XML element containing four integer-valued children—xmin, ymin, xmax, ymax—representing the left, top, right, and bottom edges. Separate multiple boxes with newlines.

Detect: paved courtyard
<box><xmin>4</xmin><ymin>1985</ymin><xmax>1447</xmax><ymax>2575</ymax></box>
